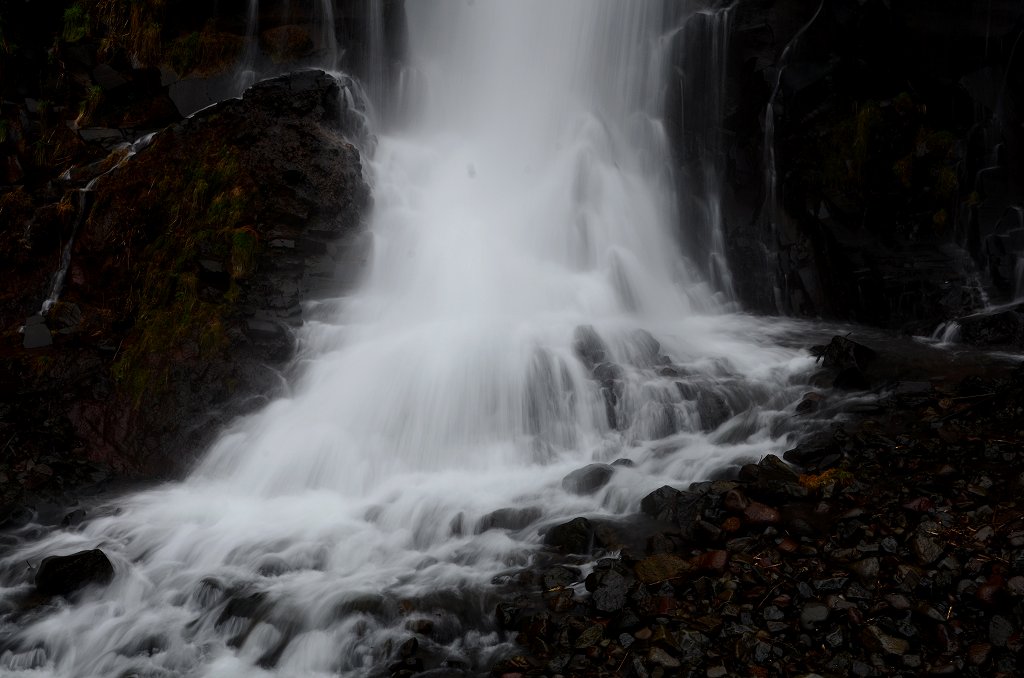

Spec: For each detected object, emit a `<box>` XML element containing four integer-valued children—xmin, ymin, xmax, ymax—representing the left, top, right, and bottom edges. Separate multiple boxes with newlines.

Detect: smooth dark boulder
<box><xmin>561</xmin><ymin>464</ymin><xmax>614</xmax><ymax>495</ymax></box>
<box><xmin>477</xmin><ymin>507</ymin><xmax>542</xmax><ymax>533</ymax></box>
<box><xmin>35</xmin><ymin>549</ymin><xmax>114</xmax><ymax>596</ymax></box>
<box><xmin>957</xmin><ymin>306</ymin><xmax>1024</xmax><ymax>348</ymax></box>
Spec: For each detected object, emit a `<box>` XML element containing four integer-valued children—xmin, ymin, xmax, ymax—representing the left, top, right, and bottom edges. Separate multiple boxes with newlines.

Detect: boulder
<box><xmin>35</xmin><ymin>549</ymin><xmax>114</xmax><ymax>596</ymax></box>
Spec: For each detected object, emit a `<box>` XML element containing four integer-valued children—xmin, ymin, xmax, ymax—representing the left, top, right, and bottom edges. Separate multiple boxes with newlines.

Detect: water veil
<box><xmin>1</xmin><ymin>2</ymin><xmax>821</xmax><ymax>676</ymax></box>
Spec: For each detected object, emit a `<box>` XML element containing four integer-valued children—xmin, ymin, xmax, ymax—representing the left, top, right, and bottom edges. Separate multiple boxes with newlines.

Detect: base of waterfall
<box><xmin>4</xmin><ymin>338</ymin><xmax>1022</xmax><ymax>677</ymax></box>
<box><xmin>486</xmin><ymin>358</ymin><xmax>1024</xmax><ymax>678</ymax></box>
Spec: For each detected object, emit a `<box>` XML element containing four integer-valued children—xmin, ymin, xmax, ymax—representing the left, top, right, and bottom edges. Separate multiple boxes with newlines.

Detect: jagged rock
<box><xmin>585</xmin><ymin>561</ymin><xmax>635</xmax><ymax>613</ymax></box>
<box><xmin>543</xmin><ymin>517</ymin><xmax>601</xmax><ymax>554</ymax></box>
<box><xmin>35</xmin><ymin>549</ymin><xmax>114</xmax><ymax>596</ymax></box>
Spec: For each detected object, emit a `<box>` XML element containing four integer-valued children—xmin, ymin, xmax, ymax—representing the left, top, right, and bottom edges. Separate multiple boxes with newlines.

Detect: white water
<box><xmin>2</xmin><ymin>3</ymin><xmax>820</xmax><ymax>676</ymax></box>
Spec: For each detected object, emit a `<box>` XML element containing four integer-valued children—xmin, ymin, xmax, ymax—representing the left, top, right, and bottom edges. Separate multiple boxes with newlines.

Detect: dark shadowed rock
<box><xmin>477</xmin><ymin>507</ymin><xmax>542</xmax><ymax>533</ymax></box>
<box><xmin>35</xmin><ymin>549</ymin><xmax>114</xmax><ymax>596</ymax></box>
<box><xmin>543</xmin><ymin>517</ymin><xmax>602</xmax><ymax>554</ymax></box>
<box><xmin>561</xmin><ymin>464</ymin><xmax>614</xmax><ymax>495</ymax></box>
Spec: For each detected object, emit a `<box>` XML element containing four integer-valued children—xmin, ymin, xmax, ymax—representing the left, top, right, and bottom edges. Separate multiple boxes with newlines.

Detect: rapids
<box><xmin>1</xmin><ymin>2</ymin><xmax>825</xmax><ymax>676</ymax></box>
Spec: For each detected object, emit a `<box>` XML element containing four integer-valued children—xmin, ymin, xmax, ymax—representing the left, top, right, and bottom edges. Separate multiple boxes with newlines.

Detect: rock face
<box><xmin>0</xmin><ymin>70</ymin><xmax>370</xmax><ymax>506</ymax></box>
<box><xmin>667</xmin><ymin>0</ymin><xmax>1024</xmax><ymax>330</ymax></box>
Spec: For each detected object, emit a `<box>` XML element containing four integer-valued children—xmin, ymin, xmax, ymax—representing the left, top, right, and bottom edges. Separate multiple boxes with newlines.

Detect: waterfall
<box><xmin>313</xmin><ymin>0</ymin><xmax>339</xmax><ymax>71</ymax></box>
<box><xmin>234</xmin><ymin>0</ymin><xmax>261</xmax><ymax>92</ymax></box>
<box><xmin>0</xmin><ymin>3</ymin><xmax>817</xmax><ymax>676</ymax></box>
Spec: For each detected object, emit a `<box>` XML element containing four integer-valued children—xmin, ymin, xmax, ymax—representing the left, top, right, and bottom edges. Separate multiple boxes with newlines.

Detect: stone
<box><xmin>585</xmin><ymin>564</ymin><xmax>634</xmax><ymax>613</ymax></box>
<box><xmin>849</xmin><ymin>557</ymin><xmax>880</xmax><ymax>582</ymax></box>
<box><xmin>543</xmin><ymin>517</ymin><xmax>599</xmax><ymax>554</ymax></box>
<box><xmin>912</xmin><ymin>530</ymin><xmax>944</xmax><ymax>565</ymax></box>
<box><xmin>862</xmin><ymin>625</ymin><xmax>910</xmax><ymax>655</ymax></box>
<box><xmin>478</xmin><ymin>507</ymin><xmax>542</xmax><ymax>532</ymax></box>
<box><xmin>542</xmin><ymin>565</ymin><xmax>581</xmax><ymax>591</ymax></box>
<box><xmin>800</xmin><ymin>602</ymin><xmax>829</xmax><ymax>630</ymax></box>
<box><xmin>744</xmin><ymin>501</ymin><xmax>780</xmax><ymax>524</ymax></box>
<box><xmin>23</xmin><ymin>319</ymin><xmax>53</xmax><ymax>349</ymax></box>
<box><xmin>634</xmin><ymin>554</ymin><xmax>693</xmax><ymax>584</ymax></box>
<box><xmin>561</xmin><ymin>464</ymin><xmax>614</xmax><ymax>495</ymax></box>
<box><xmin>989</xmin><ymin>615</ymin><xmax>1014</xmax><ymax>647</ymax></box>
<box><xmin>35</xmin><ymin>549</ymin><xmax>114</xmax><ymax>596</ymax></box>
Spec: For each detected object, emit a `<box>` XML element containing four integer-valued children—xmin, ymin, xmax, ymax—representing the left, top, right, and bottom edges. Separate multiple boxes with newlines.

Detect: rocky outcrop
<box><xmin>670</xmin><ymin>0</ymin><xmax>1024</xmax><ymax>330</ymax></box>
<box><xmin>0</xmin><ymin>69</ymin><xmax>370</xmax><ymax>511</ymax></box>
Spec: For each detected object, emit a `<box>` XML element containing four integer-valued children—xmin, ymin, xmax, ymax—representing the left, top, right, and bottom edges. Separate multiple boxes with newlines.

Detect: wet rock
<box><xmin>543</xmin><ymin>517</ymin><xmax>601</xmax><ymax>554</ymax></box>
<box><xmin>696</xmin><ymin>390</ymin><xmax>731</xmax><ymax>431</ymax></box>
<box><xmin>572</xmin><ymin>325</ymin><xmax>608</xmax><ymax>369</ymax></box>
<box><xmin>912</xmin><ymin>525</ymin><xmax>945</xmax><ymax>565</ymax></box>
<box><xmin>862</xmin><ymin>625</ymin><xmax>910</xmax><ymax>655</ymax></box>
<box><xmin>478</xmin><ymin>507</ymin><xmax>542</xmax><ymax>532</ymax></box>
<box><xmin>800</xmin><ymin>602</ymin><xmax>829</xmax><ymax>630</ymax></box>
<box><xmin>989</xmin><ymin>615</ymin><xmax>1014</xmax><ymax>647</ymax></box>
<box><xmin>849</xmin><ymin>557</ymin><xmax>880</xmax><ymax>582</ymax></box>
<box><xmin>585</xmin><ymin>562</ymin><xmax>634</xmax><ymax>613</ymax></box>
<box><xmin>634</xmin><ymin>554</ymin><xmax>692</xmax><ymax>584</ymax></box>
<box><xmin>542</xmin><ymin>565</ymin><xmax>581</xmax><ymax>591</ymax></box>
<box><xmin>35</xmin><ymin>549</ymin><xmax>114</xmax><ymax>596</ymax></box>
<box><xmin>743</xmin><ymin>501</ymin><xmax>780</xmax><ymax>524</ymax></box>
<box><xmin>639</xmin><ymin>485</ymin><xmax>704</xmax><ymax>530</ymax></box>
<box><xmin>958</xmin><ymin>307</ymin><xmax>1024</xmax><ymax>348</ymax></box>
<box><xmin>22</xmin><ymin>317</ymin><xmax>52</xmax><ymax>349</ymax></box>
<box><xmin>561</xmin><ymin>464</ymin><xmax>614</xmax><ymax>495</ymax></box>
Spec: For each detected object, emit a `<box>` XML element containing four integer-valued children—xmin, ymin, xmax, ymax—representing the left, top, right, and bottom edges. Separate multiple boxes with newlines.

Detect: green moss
<box><xmin>110</xmin><ymin>144</ymin><xmax>256</xmax><ymax>410</ymax></box>
<box><xmin>169</xmin><ymin>23</ymin><xmax>244</xmax><ymax>77</ymax></box>
<box><xmin>893</xmin><ymin>154</ymin><xmax>913</xmax><ymax>188</ymax></box>
<box><xmin>230</xmin><ymin>227</ymin><xmax>259</xmax><ymax>279</ymax></box>
<box><xmin>853</xmin><ymin>102</ymin><xmax>883</xmax><ymax>175</ymax></box>
<box><xmin>933</xmin><ymin>165</ymin><xmax>958</xmax><ymax>200</ymax></box>
<box><xmin>63</xmin><ymin>4</ymin><xmax>90</xmax><ymax>43</ymax></box>
<box><xmin>170</xmin><ymin>31</ymin><xmax>202</xmax><ymax>75</ymax></box>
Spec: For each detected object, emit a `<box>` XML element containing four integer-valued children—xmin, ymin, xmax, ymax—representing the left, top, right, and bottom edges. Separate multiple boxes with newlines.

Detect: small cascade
<box><xmin>931</xmin><ymin>320</ymin><xmax>962</xmax><ymax>344</ymax></box>
<box><xmin>313</xmin><ymin>0</ymin><xmax>339</xmax><ymax>71</ymax></box>
<box><xmin>761</xmin><ymin>0</ymin><xmax>826</xmax><ymax>311</ymax></box>
<box><xmin>362</xmin><ymin>0</ymin><xmax>387</xmax><ymax>116</ymax></box>
<box><xmin>234</xmin><ymin>0</ymin><xmax>261</xmax><ymax>92</ymax></box>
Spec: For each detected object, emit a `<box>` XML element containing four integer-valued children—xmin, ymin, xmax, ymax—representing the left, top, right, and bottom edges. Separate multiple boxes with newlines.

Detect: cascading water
<box><xmin>1</xmin><ymin>3</ymin><xmax>821</xmax><ymax>676</ymax></box>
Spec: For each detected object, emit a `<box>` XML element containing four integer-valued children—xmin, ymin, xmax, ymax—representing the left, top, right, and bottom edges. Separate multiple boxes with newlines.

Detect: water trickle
<box><xmin>234</xmin><ymin>0</ymin><xmax>262</xmax><ymax>92</ymax></box>
<box><xmin>39</xmin><ymin>133</ymin><xmax>156</xmax><ymax>315</ymax></box>
<box><xmin>1</xmin><ymin>3</ymin><xmax>820</xmax><ymax>676</ymax></box>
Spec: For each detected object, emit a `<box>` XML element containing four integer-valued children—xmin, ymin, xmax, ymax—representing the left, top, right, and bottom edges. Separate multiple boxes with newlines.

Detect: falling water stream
<box><xmin>2</xmin><ymin>3</ymin><xmax>823</xmax><ymax>676</ymax></box>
